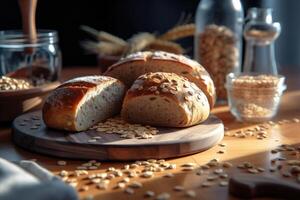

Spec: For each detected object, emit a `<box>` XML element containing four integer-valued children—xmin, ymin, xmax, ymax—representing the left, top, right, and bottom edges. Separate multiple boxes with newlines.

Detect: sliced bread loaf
<box><xmin>43</xmin><ymin>76</ymin><xmax>126</xmax><ymax>131</ymax></box>
<box><xmin>104</xmin><ymin>51</ymin><xmax>216</xmax><ymax>108</ymax></box>
<box><xmin>121</xmin><ymin>72</ymin><xmax>210</xmax><ymax>127</ymax></box>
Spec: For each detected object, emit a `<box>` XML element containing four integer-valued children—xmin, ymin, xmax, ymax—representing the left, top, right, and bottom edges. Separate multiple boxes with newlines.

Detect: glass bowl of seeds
<box><xmin>225</xmin><ymin>73</ymin><xmax>286</xmax><ymax>122</ymax></box>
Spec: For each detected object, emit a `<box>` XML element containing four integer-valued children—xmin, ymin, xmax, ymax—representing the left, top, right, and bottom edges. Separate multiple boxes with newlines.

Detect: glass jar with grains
<box><xmin>226</xmin><ymin>73</ymin><xmax>286</xmax><ymax>122</ymax></box>
<box><xmin>0</xmin><ymin>30</ymin><xmax>61</xmax><ymax>91</ymax></box>
<box><xmin>195</xmin><ymin>0</ymin><xmax>244</xmax><ymax>102</ymax></box>
<box><xmin>226</xmin><ymin>8</ymin><xmax>285</xmax><ymax>122</ymax></box>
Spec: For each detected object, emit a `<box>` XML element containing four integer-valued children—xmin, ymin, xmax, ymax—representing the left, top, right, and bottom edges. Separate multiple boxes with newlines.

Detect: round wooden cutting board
<box><xmin>12</xmin><ymin>111</ymin><xmax>224</xmax><ymax>160</ymax></box>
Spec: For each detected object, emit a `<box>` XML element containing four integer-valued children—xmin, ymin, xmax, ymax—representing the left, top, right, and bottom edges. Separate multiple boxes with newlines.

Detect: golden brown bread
<box><xmin>42</xmin><ymin>76</ymin><xmax>126</xmax><ymax>131</ymax></box>
<box><xmin>121</xmin><ymin>72</ymin><xmax>210</xmax><ymax>127</ymax></box>
<box><xmin>104</xmin><ymin>51</ymin><xmax>216</xmax><ymax>109</ymax></box>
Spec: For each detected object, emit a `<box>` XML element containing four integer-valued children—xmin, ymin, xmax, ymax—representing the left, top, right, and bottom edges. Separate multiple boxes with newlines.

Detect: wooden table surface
<box><xmin>1</xmin><ymin>67</ymin><xmax>300</xmax><ymax>200</ymax></box>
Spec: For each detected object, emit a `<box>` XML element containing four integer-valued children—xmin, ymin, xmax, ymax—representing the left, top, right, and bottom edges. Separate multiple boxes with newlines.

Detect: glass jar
<box><xmin>243</xmin><ymin>8</ymin><xmax>281</xmax><ymax>74</ymax></box>
<box><xmin>194</xmin><ymin>0</ymin><xmax>244</xmax><ymax>102</ymax></box>
<box><xmin>226</xmin><ymin>73</ymin><xmax>286</xmax><ymax>122</ymax></box>
<box><xmin>0</xmin><ymin>30</ymin><xmax>61</xmax><ymax>84</ymax></box>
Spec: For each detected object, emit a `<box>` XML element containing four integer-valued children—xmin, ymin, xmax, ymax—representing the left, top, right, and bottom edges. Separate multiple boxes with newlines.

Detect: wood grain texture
<box><xmin>12</xmin><ymin>111</ymin><xmax>224</xmax><ymax>160</ymax></box>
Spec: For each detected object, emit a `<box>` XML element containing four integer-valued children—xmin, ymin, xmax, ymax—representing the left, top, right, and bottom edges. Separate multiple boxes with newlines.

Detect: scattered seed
<box><xmin>124</xmin><ymin>187</ymin><xmax>135</xmax><ymax>194</ymax></box>
<box><xmin>91</xmin><ymin>178</ymin><xmax>101</xmax><ymax>184</ymax></box>
<box><xmin>107</xmin><ymin>173</ymin><xmax>115</xmax><ymax>179</ymax></box>
<box><xmin>185</xmin><ymin>190</ymin><xmax>196</xmax><ymax>198</ymax></box>
<box><xmin>129</xmin><ymin>181</ymin><xmax>143</xmax><ymax>188</ymax></box>
<box><xmin>168</xmin><ymin>164</ymin><xmax>177</xmax><ymax>169</ymax></box>
<box><xmin>219</xmin><ymin>181</ymin><xmax>229</xmax><ymax>187</ymax></box>
<box><xmin>116</xmin><ymin>182</ymin><xmax>126</xmax><ymax>189</ymax></box>
<box><xmin>69</xmin><ymin>182</ymin><xmax>78</xmax><ymax>187</ymax></box>
<box><xmin>218</xmin><ymin>143</ymin><xmax>226</xmax><ymax>147</ymax></box>
<box><xmin>293</xmin><ymin>118</ymin><xmax>300</xmax><ymax>123</ymax></box>
<box><xmin>181</xmin><ymin>163</ymin><xmax>196</xmax><ymax>167</ymax></box>
<box><xmin>57</xmin><ymin>160</ymin><xmax>67</xmax><ymax>166</ymax></box>
<box><xmin>156</xmin><ymin>192</ymin><xmax>171</xmax><ymax>200</ymax></box>
<box><xmin>164</xmin><ymin>173</ymin><xmax>174</xmax><ymax>178</ymax></box>
<box><xmin>207</xmin><ymin>175</ymin><xmax>218</xmax><ymax>181</ymax></box>
<box><xmin>141</xmin><ymin>171</ymin><xmax>154</xmax><ymax>178</ymax></box>
<box><xmin>217</xmin><ymin>150</ymin><xmax>225</xmax><ymax>154</ymax></box>
<box><xmin>182</xmin><ymin>166</ymin><xmax>194</xmax><ymax>171</ymax></box>
<box><xmin>123</xmin><ymin>164</ymin><xmax>130</xmax><ymax>170</ymax></box>
<box><xmin>88</xmin><ymin>166</ymin><xmax>98</xmax><ymax>170</ymax></box>
<box><xmin>145</xmin><ymin>191</ymin><xmax>155</xmax><ymax>197</ymax></box>
<box><xmin>97</xmin><ymin>182</ymin><xmax>108</xmax><ymax>190</ymax></box>
<box><xmin>257</xmin><ymin>167</ymin><xmax>265</xmax><ymax>172</ymax></box>
<box><xmin>247</xmin><ymin>168</ymin><xmax>259</xmax><ymax>174</ymax></box>
<box><xmin>59</xmin><ymin>170</ymin><xmax>69</xmax><ymax>177</ymax></box>
<box><xmin>219</xmin><ymin>173</ymin><xmax>228</xmax><ymax>179</ymax></box>
<box><xmin>201</xmin><ymin>181</ymin><xmax>212</xmax><ymax>187</ymax></box>
<box><xmin>222</xmin><ymin>162</ymin><xmax>233</xmax><ymax>168</ymax></box>
<box><xmin>173</xmin><ymin>185</ymin><xmax>184</xmax><ymax>191</ymax></box>
<box><xmin>213</xmin><ymin>168</ymin><xmax>224</xmax><ymax>174</ymax></box>
<box><xmin>121</xmin><ymin>177</ymin><xmax>130</xmax><ymax>183</ymax></box>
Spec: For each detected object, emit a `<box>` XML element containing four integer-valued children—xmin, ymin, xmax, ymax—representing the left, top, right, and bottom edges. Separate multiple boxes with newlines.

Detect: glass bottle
<box><xmin>243</xmin><ymin>8</ymin><xmax>281</xmax><ymax>74</ymax></box>
<box><xmin>194</xmin><ymin>0</ymin><xmax>244</xmax><ymax>102</ymax></box>
<box><xmin>0</xmin><ymin>30</ymin><xmax>61</xmax><ymax>84</ymax></box>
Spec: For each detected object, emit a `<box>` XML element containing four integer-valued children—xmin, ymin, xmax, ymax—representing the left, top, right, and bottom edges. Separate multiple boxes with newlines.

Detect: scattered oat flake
<box><xmin>185</xmin><ymin>190</ymin><xmax>196</xmax><ymax>198</ymax></box>
<box><xmin>173</xmin><ymin>185</ymin><xmax>184</xmax><ymax>191</ymax></box>
<box><xmin>181</xmin><ymin>163</ymin><xmax>196</xmax><ymax>167</ymax></box>
<box><xmin>129</xmin><ymin>181</ymin><xmax>143</xmax><ymax>188</ymax></box>
<box><xmin>57</xmin><ymin>160</ymin><xmax>67</xmax><ymax>166</ymax></box>
<box><xmin>219</xmin><ymin>181</ymin><xmax>229</xmax><ymax>187</ymax></box>
<box><xmin>182</xmin><ymin>166</ymin><xmax>194</xmax><ymax>171</ymax></box>
<box><xmin>201</xmin><ymin>181</ymin><xmax>212</xmax><ymax>187</ymax></box>
<box><xmin>124</xmin><ymin>187</ymin><xmax>134</xmax><ymax>194</ymax></box>
<box><xmin>145</xmin><ymin>191</ymin><xmax>155</xmax><ymax>197</ymax></box>
<box><xmin>156</xmin><ymin>192</ymin><xmax>171</xmax><ymax>200</ymax></box>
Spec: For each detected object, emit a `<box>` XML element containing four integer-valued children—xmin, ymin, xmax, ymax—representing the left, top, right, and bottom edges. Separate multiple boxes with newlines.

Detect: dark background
<box><xmin>0</xmin><ymin>0</ymin><xmax>298</xmax><ymax>71</ymax></box>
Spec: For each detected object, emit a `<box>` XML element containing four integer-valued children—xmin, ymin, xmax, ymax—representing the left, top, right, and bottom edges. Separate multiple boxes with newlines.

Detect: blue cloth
<box><xmin>0</xmin><ymin>158</ymin><xmax>78</xmax><ymax>200</ymax></box>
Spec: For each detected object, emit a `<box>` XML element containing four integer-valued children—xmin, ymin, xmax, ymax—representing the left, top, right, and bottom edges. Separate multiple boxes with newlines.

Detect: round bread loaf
<box><xmin>104</xmin><ymin>51</ymin><xmax>216</xmax><ymax>109</ymax></box>
<box><xmin>43</xmin><ymin>76</ymin><xmax>126</xmax><ymax>131</ymax></box>
<box><xmin>121</xmin><ymin>72</ymin><xmax>210</xmax><ymax>127</ymax></box>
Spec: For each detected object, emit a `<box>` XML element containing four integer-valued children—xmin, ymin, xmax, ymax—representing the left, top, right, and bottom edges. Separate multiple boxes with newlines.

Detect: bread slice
<box><xmin>121</xmin><ymin>72</ymin><xmax>210</xmax><ymax>127</ymax></box>
<box><xmin>104</xmin><ymin>51</ymin><xmax>216</xmax><ymax>109</ymax></box>
<box><xmin>43</xmin><ymin>76</ymin><xmax>126</xmax><ymax>131</ymax></box>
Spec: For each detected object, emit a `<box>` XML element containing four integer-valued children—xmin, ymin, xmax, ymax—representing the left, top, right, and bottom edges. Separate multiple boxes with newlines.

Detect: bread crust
<box><xmin>121</xmin><ymin>72</ymin><xmax>210</xmax><ymax>127</ymax></box>
<box><xmin>43</xmin><ymin>76</ymin><xmax>124</xmax><ymax>131</ymax></box>
<box><xmin>105</xmin><ymin>51</ymin><xmax>216</xmax><ymax>108</ymax></box>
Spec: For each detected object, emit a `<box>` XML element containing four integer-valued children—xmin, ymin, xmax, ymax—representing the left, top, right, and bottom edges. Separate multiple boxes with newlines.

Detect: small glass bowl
<box><xmin>225</xmin><ymin>73</ymin><xmax>286</xmax><ymax>122</ymax></box>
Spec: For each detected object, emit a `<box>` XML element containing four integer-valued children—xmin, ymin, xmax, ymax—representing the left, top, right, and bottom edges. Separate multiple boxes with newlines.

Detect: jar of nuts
<box><xmin>226</xmin><ymin>73</ymin><xmax>286</xmax><ymax>122</ymax></box>
<box><xmin>194</xmin><ymin>0</ymin><xmax>244</xmax><ymax>101</ymax></box>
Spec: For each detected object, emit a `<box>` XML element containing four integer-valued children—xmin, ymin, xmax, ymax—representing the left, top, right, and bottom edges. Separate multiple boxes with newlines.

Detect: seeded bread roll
<box><xmin>104</xmin><ymin>51</ymin><xmax>216</xmax><ymax>109</ymax></box>
<box><xmin>121</xmin><ymin>72</ymin><xmax>210</xmax><ymax>127</ymax></box>
<box><xmin>43</xmin><ymin>76</ymin><xmax>126</xmax><ymax>131</ymax></box>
